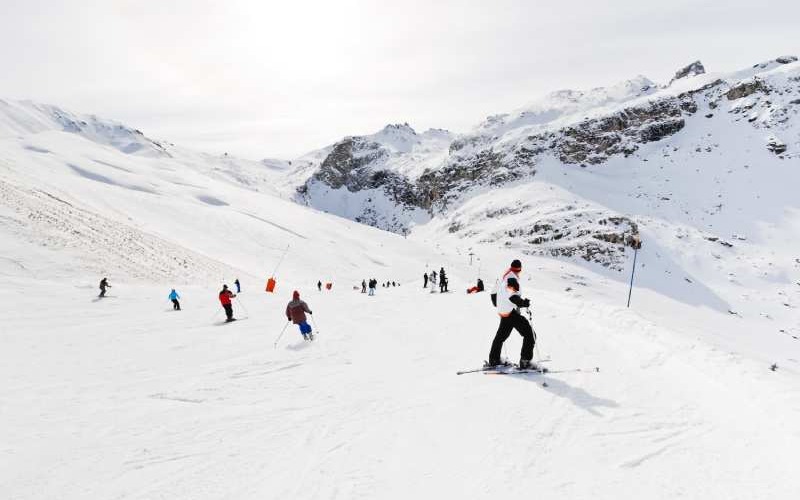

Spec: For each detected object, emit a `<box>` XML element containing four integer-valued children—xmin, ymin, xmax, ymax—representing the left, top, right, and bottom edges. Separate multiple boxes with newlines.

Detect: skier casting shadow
<box><xmin>98</xmin><ymin>277</ymin><xmax>111</xmax><ymax>298</ymax></box>
<box><xmin>169</xmin><ymin>289</ymin><xmax>181</xmax><ymax>310</ymax></box>
<box><xmin>218</xmin><ymin>284</ymin><xmax>237</xmax><ymax>322</ymax></box>
<box><xmin>286</xmin><ymin>290</ymin><xmax>314</xmax><ymax>341</ymax></box>
<box><xmin>488</xmin><ymin>260</ymin><xmax>535</xmax><ymax>369</ymax></box>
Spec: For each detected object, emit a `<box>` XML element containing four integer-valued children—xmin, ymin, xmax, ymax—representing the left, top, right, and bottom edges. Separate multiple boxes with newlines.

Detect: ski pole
<box><xmin>310</xmin><ymin>314</ymin><xmax>320</xmax><ymax>334</ymax></box>
<box><xmin>235</xmin><ymin>296</ymin><xmax>250</xmax><ymax>318</ymax></box>
<box><xmin>524</xmin><ymin>307</ymin><xmax>545</xmax><ymax>362</ymax></box>
<box><xmin>273</xmin><ymin>321</ymin><xmax>291</xmax><ymax>349</ymax></box>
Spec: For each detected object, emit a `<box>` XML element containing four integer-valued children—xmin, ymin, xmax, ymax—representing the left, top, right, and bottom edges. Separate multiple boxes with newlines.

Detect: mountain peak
<box><xmin>379</xmin><ymin>123</ymin><xmax>417</xmax><ymax>135</ymax></box>
<box><xmin>670</xmin><ymin>61</ymin><xmax>706</xmax><ymax>84</ymax></box>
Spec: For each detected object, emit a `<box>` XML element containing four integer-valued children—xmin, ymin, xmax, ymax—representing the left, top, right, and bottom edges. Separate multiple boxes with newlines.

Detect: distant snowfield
<box><xmin>1</xmin><ymin>95</ymin><xmax>799</xmax><ymax>498</ymax></box>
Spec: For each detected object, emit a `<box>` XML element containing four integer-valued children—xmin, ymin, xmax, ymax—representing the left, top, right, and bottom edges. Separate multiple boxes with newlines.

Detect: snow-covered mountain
<box><xmin>294</xmin><ymin>123</ymin><xmax>454</xmax><ymax>232</ymax></box>
<box><xmin>288</xmin><ymin>56</ymin><xmax>800</xmax><ymax>335</ymax></box>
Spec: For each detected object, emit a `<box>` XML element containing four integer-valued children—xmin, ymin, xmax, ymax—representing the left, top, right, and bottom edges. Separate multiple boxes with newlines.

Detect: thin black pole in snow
<box><xmin>627</xmin><ymin>235</ymin><xmax>642</xmax><ymax>308</ymax></box>
<box><xmin>273</xmin><ymin>245</ymin><xmax>290</xmax><ymax>275</ymax></box>
<box><xmin>270</xmin><ymin>245</ymin><xmax>291</xmax><ymax>278</ymax></box>
<box><xmin>273</xmin><ymin>322</ymin><xmax>291</xmax><ymax>349</ymax></box>
<box><xmin>310</xmin><ymin>314</ymin><xmax>320</xmax><ymax>334</ymax></box>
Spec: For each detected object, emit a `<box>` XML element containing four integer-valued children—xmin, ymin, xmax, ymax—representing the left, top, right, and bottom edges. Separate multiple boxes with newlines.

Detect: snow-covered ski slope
<box><xmin>1</xmin><ymin>100</ymin><xmax>800</xmax><ymax>499</ymax></box>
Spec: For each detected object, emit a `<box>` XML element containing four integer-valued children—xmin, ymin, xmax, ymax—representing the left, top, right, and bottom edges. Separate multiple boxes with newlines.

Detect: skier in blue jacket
<box><xmin>168</xmin><ymin>289</ymin><xmax>181</xmax><ymax>311</ymax></box>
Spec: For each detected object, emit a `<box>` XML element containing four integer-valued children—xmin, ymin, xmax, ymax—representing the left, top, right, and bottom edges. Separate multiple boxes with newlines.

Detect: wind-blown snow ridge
<box><xmin>0</xmin><ymin>99</ymin><xmax>170</xmax><ymax>156</ymax></box>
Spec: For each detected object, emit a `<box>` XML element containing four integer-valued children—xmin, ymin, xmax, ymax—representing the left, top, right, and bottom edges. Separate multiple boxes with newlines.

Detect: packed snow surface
<box><xmin>1</xmin><ymin>91</ymin><xmax>800</xmax><ymax>499</ymax></box>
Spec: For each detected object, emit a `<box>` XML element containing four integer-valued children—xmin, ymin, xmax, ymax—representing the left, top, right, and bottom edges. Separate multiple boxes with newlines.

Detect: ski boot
<box><xmin>518</xmin><ymin>359</ymin><xmax>547</xmax><ymax>372</ymax></box>
<box><xmin>484</xmin><ymin>358</ymin><xmax>511</xmax><ymax>369</ymax></box>
<box><xmin>302</xmin><ymin>333</ymin><xmax>308</xmax><ymax>341</ymax></box>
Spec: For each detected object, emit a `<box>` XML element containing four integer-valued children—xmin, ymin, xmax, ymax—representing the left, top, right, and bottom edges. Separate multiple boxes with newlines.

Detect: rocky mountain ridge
<box><xmin>293</xmin><ymin>56</ymin><xmax>800</xmax><ymax>271</ymax></box>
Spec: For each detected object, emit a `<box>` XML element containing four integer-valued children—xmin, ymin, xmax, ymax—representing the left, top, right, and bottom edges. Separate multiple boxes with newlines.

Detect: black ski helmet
<box><xmin>506</xmin><ymin>277</ymin><xmax>520</xmax><ymax>291</ymax></box>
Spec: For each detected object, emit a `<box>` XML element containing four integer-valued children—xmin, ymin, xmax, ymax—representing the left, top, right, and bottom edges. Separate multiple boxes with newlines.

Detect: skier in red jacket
<box><xmin>286</xmin><ymin>290</ymin><xmax>314</xmax><ymax>340</ymax></box>
<box><xmin>219</xmin><ymin>284</ymin><xmax>237</xmax><ymax>322</ymax></box>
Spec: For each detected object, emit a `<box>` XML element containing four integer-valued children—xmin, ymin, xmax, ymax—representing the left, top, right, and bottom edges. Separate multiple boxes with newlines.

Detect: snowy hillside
<box><xmin>1</xmin><ymin>73</ymin><xmax>800</xmax><ymax>498</ymax></box>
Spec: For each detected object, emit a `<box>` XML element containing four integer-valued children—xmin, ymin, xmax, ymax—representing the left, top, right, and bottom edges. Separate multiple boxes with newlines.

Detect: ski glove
<box><xmin>508</xmin><ymin>295</ymin><xmax>531</xmax><ymax>307</ymax></box>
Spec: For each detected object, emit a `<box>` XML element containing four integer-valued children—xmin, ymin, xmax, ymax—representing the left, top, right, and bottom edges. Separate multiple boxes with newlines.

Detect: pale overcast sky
<box><xmin>1</xmin><ymin>0</ymin><xmax>798</xmax><ymax>159</ymax></box>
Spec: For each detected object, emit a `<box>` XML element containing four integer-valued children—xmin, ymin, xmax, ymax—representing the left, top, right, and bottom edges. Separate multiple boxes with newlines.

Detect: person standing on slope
<box><xmin>429</xmin><ymin>271</ymin><xmax>437</xmax><ymax>293</ymax></box>
<box><xmin>317</xmin><ymin>280</ymin><xmax>322</xmax><ymax>292</ymax></box>
<box><xmin>368</xmin><ymin>278</ymin><xmax>376</xmax><ymax>296</ymax></box>
<box><xmin>168</xmin><ymin>289</ymin><xmax>181</xmax><ymax>310</ymax></box>
<box><xmin>218</xmin><ymin>284</ymin><xmax>237</xmax><ymax>322</ymax></box>
<box><xmin>234</xmin><ymin>278</ymin><xmax>241</xmax><ymax>293</ymax></box>
<box><xmin>98</xmin><ymin>277</ymin><xmax>111</xmax><ymax>298</ymax></box>
<box><xmin>286</xmin><ymin>290</ymin><xmax>314</xmax><ymax>340</ymax></box>
<box><xmin>361</xmin><ymin>279</ymin><xmax>367</xmax><ymax>293</ymax></box>
<box><xmin>487</xmin><ymin>259</ymin><xmax>535</xmax><ymax>369</ymax></box>
<box><xmin>439</xmin><ymin>267</ymin><xmax>448</xmax><ymax>293</ymax></box>
<box><xmin>423</xmin><ymin>272</ymin><xmax>429</xmax><ymax>288</ymax></box>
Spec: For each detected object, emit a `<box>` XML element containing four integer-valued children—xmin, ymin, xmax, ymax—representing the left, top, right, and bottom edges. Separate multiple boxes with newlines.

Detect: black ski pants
<box><xmin>489</xmin><ymin>311</ymin><xmax>535</xmax><ymax>364</ymax></box>
<box><xmin>172</xmin><ymin>299</ymin><xmax>181</xmax><ymax>310</ymax></box>
<box><xmin>223</xmin><ymin>304</ymin><xmax>233</xmax><ymax>320</ymax></box>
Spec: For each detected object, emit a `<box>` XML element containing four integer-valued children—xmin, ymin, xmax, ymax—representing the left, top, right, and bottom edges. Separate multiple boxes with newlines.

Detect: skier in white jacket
<box><xmin>488</xmin><ymin>259</ymin><xmax>535</xmax><ymax>368</ymax></box>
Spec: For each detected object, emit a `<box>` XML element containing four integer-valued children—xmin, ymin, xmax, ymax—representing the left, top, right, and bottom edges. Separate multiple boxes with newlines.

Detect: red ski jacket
<box><xmin>219</xmin><ymin>290</ymin><xmax>235</xmax><ymax>305</ymax></box>
<box><xmin>286</xmin><ymin>299</ymin><xmax>312</xmax><ymax>324</ymax></box>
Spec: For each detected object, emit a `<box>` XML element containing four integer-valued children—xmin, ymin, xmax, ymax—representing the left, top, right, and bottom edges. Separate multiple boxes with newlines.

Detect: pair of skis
<box><xmin>456</xmin><ymin>362</ymin><xmax>599</xmax><ymax>376</ymax></box>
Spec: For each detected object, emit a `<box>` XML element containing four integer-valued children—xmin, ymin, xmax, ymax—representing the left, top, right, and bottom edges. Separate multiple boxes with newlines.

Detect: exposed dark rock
<box><xmin>556</xmin><ymin>98</ymin><xmax>689</xmax><ymax>164</ymax></box>
<box><xmin>767</xmin><ymin>138</ymin><xmax>788</xmax><ymax>155</ymax></box>
<box><xmin>726</xmin><ymin>79</ymin><xmax>769</xmax><ymax>100</ymax></box>
<box><xmin>671</xmin><ymin>61</ymin><xmax>706</xmax><ymax>84</ymax></box>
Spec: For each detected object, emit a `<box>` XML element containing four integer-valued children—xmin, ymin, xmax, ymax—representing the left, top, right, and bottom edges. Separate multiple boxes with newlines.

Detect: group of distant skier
<box><xmin>96</xmin><ymin>257</ymin><xmax>535</xmax><ymax>363</ymax></box>
<box><xmin>423</xmin><ymin>267</ymin><xmax>450</xmax><ymax>293</ymax></box>
<box><xmin>359</xmin><ymin>279</ymin><xmax>400</xmax><ymax>295</ymax></box>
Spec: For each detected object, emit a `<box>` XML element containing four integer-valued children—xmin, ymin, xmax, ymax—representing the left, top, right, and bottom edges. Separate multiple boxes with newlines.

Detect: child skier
<box><xmin>168</xmin><ymin>289</ymin><xmax>181</xmax><ymax>310</ymax></box>
<box><xmin>234</xmin><ymin>278</ymin><xmax>241</xmax><ymax>293</ymax></box>
<box><xmin>218</xmin><ymin>284</ymin><xmax>237</xmax><ymax>322</ymax></box>
<box><xmin>286</xmin><ymin>290</ymin><xmax>314</xmax><ymax>340</ymax></box>
<box><xmin>487</xmin><ymin>259</ymin><xmax>535</xmax><ymax>369</ymax></box>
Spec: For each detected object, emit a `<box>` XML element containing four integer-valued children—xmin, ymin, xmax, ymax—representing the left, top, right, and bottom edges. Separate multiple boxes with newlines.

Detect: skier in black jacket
<box><xmin>99</xmin><ymin>277</ymin><xmax>111</xmax><ymax>298</ymax></box>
